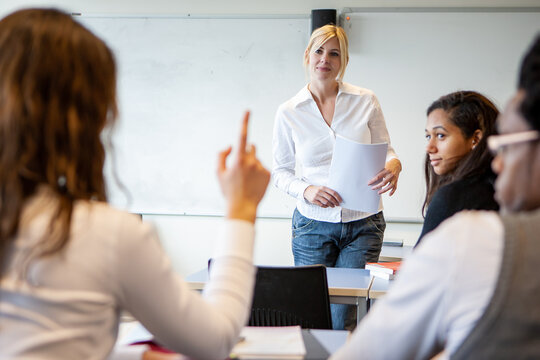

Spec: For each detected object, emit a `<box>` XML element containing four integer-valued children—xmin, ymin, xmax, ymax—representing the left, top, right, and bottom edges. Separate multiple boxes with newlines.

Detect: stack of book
<box><xmin>365</xmin><ymin>261</ymin><xmax>401</xmax><ymax>280</ymax></box>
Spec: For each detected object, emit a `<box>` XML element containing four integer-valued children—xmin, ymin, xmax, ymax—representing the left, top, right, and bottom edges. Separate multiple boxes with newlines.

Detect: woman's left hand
<box><xmin>368</xmin><ymin>158</ymin><xmax>402</xmax><ymax>196</ymax></box>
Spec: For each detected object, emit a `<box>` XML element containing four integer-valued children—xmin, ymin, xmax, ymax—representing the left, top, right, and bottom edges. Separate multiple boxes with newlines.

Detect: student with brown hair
<box><xmin>0</xmin><ymin>8</ymin><xmax>270</xmax><ymax>359</ymax></box>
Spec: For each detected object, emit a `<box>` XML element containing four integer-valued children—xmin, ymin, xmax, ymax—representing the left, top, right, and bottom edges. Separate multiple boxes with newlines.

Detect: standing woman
<box><xmin>272</xmin><ymin>25</ymin><xmax>401</xmax><ymax>330</ymax></box>
<box><xmin>418</xmin><ymin>91</ymin><xmax>499</xmax><ymax>244</ymax></box>
<box><xmin>0</xmin><ymin>8</ymin><xmax>270</xmax><ymax>359</ymax></box>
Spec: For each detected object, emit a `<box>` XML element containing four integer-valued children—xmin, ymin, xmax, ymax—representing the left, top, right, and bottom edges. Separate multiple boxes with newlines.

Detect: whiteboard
<box><xmin>79</xmin><ymin>11</ymin><xmax>540</xmax><ymax>221</ymax></box>
<box><xmin>79</xmin><ymin>15</ymin><xmax>308</xmax><ymax>218</ymax></box>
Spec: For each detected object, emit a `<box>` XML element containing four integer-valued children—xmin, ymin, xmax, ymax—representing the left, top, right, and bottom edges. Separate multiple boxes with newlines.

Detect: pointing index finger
<box><xmin>238</xmin><ymin>111</ymin><xmax>250</xmax><ymax>159</ymax></box>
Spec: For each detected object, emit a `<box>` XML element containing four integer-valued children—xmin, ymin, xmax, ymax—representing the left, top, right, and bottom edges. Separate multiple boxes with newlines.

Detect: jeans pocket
<box><xmin>368</xmin><ymin>212</ymin><xmax>386</xmax><ymax>234</ymax></box>
<box><xmin>292</xmin><ymin>209</ymin><xmax>315</xmax><ymax>235</ymax></box>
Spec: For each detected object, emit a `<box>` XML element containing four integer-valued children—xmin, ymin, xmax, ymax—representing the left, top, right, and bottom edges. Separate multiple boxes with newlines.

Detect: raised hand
<box><xmin>217</xmin><ymin>111</ymin><xmax>270</xmax><ymax>223</ymax></box>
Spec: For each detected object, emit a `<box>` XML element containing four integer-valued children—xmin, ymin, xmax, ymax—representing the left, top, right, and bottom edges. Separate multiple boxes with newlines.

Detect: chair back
<box><xmin>248</xmin><ymin>265</ymin><xmax>332</xmax><ymax>329</ymax></box>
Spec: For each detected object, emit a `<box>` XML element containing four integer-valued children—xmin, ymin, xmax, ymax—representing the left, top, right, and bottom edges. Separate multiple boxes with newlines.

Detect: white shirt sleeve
<box><xmin>330</xmin><ymin>211</ymin><xmax>503</xmax><ymax>360</ymax></box>
<box><xmin>115</xmin><ymin>219</ymin><xmax>256</xmax><ymax>360</ymax></box>
<box><xmin>367</xmin><ymin>95</ymin><xmax>398</xmax><ymax>162</ymax></box>
<box><xmin>272</xmin><ymin>105</ymin><xmax>310</xmax><ymax>201</ymax></box>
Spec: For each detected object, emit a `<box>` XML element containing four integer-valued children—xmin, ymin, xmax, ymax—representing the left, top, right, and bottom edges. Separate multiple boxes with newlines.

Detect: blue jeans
<box><xmin>291</xmin><ymin>209</ymin><xmax>385</xmax><ymax>330</ymax></box>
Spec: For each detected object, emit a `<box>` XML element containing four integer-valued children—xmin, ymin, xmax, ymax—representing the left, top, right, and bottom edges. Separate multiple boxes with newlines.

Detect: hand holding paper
<box><xmin>368</xmin><ymin>158</ymin><xmax>402</xmax><ymax>196</ymax></box>
<box><xmin>328</xmin><ymin>136</ymin><xmax>388</xmax><ymax>213</ymax></box>
<box><xmin>303</xmin><ymin>185</ymin><xmax>343</xmax><ymax>208</ymax></box>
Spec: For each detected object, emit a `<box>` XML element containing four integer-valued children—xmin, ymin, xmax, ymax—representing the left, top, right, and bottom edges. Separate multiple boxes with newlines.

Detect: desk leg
<box><xmin>329</xmin><ymin>295</ymin><xmax>369</xmax><ymax>327</ymax></box>
<box><xmin>356</xmin><ymin>297</ymin><xmax>368</xmax><ymax>326</ymax></box>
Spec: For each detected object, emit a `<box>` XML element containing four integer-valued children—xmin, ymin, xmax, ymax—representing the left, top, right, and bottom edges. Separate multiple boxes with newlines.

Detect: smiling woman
<box><xmin>425</xmin><ymin>108</ymin><xmax>479</xmax><ymax>176</ymax></box>
<box><xmin>417</xmin><ymin>91</ymin><xmax>500</xmax><ymax>243</ymax></box>
<box><xmin>271</xmin><ymin>24</ymin><xmax>402</xmax><ymax>331</ymax></box>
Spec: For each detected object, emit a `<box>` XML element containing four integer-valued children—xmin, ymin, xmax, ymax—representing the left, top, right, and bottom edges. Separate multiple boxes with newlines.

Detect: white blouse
<box><xmin>272</xmin><ymin>82</ymin><xmax>397</xmax><ymax>223</ymax></box>
<box><xmin>0</xmin><ymin>188</ymin><xmax>256</xmax><ymax>360</ymax></box>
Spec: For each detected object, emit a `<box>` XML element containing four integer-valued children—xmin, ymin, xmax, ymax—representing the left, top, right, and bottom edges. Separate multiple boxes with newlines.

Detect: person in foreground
<box><xmin>331</xmin><ymin>35</ymin><xmax>540</xmax><ymax>359</ymax></box>
<box><xmin>417</xmin><ymin>91</ymin><xmax>499</xmax><ymax>243</ymax></box>
<box><xmin>272</xmin><ymin>24</ymin><xmax>401</xmax><ymax>330</ymax></box>
<box><xmin>0</xmin><ymin>8</ymin><xmax>270</xmax><ymax>360</ymax></box>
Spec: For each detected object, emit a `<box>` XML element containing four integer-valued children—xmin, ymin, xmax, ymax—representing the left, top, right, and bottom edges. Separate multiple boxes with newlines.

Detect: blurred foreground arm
<box><xmin>118</xmin><ymin>112</ymin><xmax>270</xmax><ymax>360</ymax></box>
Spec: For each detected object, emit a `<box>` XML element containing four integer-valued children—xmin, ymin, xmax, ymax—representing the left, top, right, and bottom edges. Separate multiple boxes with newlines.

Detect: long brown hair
<box><xmin>422</xmin><ymin>91</ymin><xmax>498</xmax><ymax>216</ymax></box>
<box><xmin>0</xmin><ymin>9</ymin><xmax>117</xmax><ymax>278</ymax></box>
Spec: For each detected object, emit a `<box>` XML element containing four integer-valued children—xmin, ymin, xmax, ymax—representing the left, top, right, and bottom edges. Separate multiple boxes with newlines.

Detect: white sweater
<box><xmin>330</xmin><ymin>211</ymin><xmax>504</xmax><ymax>359</ymax></box>
<box><xmin>0</xmin><ymin>188</ymin><xmax>256</xmax><ymax>359</ymax></box>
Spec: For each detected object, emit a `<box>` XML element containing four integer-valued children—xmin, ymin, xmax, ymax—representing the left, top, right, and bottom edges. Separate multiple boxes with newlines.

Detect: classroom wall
<box><xmin>0</xmin><ymin>0</ymin><xmax>535</xmax><ymax>276</ymax></box>
<box><xmin>2</xmin><ymin>0</ymin><xmax>540</xmax><ymax>17</ymax></box>
<box><xmin>146</xmin><ymin>215</ymin><xmax>423</xmax><ymax>276</ymax></box>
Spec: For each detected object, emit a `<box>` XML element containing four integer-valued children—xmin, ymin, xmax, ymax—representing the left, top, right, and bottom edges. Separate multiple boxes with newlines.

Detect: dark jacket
<box><xmin>417</xmin><ymin>170</ymin><xmax>499</xmax><ymax>245</ymax></box>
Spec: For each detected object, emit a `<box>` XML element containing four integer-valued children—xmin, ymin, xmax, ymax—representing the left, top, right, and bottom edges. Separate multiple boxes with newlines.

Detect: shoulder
<box><xmin>427</xmin><ymin>182</ymin><xmax>466</xmax><ymax>214</ymax></box>
<box><xmin>422</xmin><ymin>210</ymin><xmax>504</xmax><ymax>288</ymax></box>
<box><xmin>436</xmin><ymin>173</ymin><xmax>490</xmax><ymax>198</ymax></box>
<box><xmin>72</xmin><ymin>201</ymin><xmax>153</xmax><ymax>247</ymax></box>
<box><xmin>444</xmin><ymin>210</ymin><xmax>502</xmax><ymax>232</ymax></box>
<box><xmin>339</xmin><ymin>82</ymin><xmax>382</xmax><ymax>112</ymax></box>
<box><xmin>421</xmin><ymin>210</ymin><xmax>503</xmax><ymax>253</ymax></box>
<box><xmin>433</xmin><ymin>179</ymin><xmax>470</xmax><ymax>200</ymax></box>
<box><xmin>416</xmin><ymin>209</ymin><xmax>504</xmax><ymax>352</ymax></box>
<box><xmin>420</xmin><ymin>175</ymin><xmax>498</xmax><ymax>241</ymax></box>
<box><xmin>434</xmin><ymin>173</ymin><xmax>497</xmax><ymax>206</ymax></box>
<box><xmin>75</xmin><ymin>200</ymin><xmax>141</xmax><ymax>226</ymax></box>
<box><xmin>277</xmin><ymin>85</ymin><xmax>311</xmax><ymax>113</ymax></box>
<box><xmin>339</xmin><ymin>82</ymin><xmax>376</xmax><ymax>98</ymax></box>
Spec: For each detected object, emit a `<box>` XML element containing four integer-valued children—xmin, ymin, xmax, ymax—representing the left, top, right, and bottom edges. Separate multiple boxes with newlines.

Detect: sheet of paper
<box><xmin>116</xmin><ymin>322</ymin><xmax>152</xmax><ymax>346</ymax></box>
<box><xmin>231</xmin><ymin>326</ymin><xmax>306</xmax><ymax>359</ymax></box>
<box><xmin>328</xmin><ymin>136</ymin><xmax>387</xmax><ymax>213</ymax></box>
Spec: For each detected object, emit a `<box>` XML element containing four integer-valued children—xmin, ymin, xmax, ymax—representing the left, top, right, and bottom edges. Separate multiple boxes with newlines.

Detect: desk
<box><xmin>379</xmin><ymin>245</ymin><xmax>413</xmax><ymax>262</ymax></box>
<box><xmin>368</xmin><ymin>276</ymin><xmax>392</xmax><ymax>309</ymax></box>
<box><xmin>309</xmin><ymin>329</ymin><xmax>349</xmax><ymax>355</ymax></box>
<box><xmin>303</xmin><ymin>329</ymin><xmax>349</xmax><ymax>359</ymax></box>
<box><xmin>117</xmin><ymin>321</ymin><xmax>348</xmax><ymax>359</ymax></box>
<box><xmin>367</xmin><ymin>245</ymin><xmax>409</xmax><ymax>302</ymax></box>
<box><xmin>325</xmin><ymin>267</ymin><xmax>372</xmax><ymax>322</ymax></box>
<box><xmin>186</xmin><ymin>267</ymin><xmax>373</xmax><ymax>325</ymax></box>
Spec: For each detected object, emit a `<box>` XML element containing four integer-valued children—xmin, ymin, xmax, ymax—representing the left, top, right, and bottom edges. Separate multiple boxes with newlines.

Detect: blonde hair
<box><xmin>303</xmin><ymin>24</ymin><xmax>349</xmax><ymax>81</ymax></box>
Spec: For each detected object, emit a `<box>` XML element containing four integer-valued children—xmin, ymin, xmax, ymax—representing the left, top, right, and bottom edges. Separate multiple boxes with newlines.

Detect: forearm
<box><xmin>117</xmin><ymin>221</ymin><xmax>256</xmax><ymax>360</ymax></box>
<box><xmin>177</xmin><ymin>221</ymin><xmax>256</xmax><ymax>358</ymax></box>
<box><xmin>272</xmin><ymin>168</ymin><xmax>310</xmax><ymax>200</ymax></box>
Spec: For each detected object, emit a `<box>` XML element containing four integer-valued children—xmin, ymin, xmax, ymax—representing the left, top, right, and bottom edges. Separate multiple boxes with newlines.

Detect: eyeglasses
<box><xmin>487</xmin><ymin>130</ymin><xmax>540</xmax><ymax>155</ymax></box>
